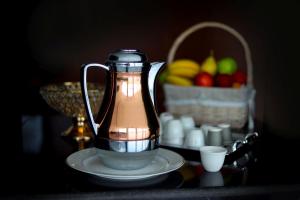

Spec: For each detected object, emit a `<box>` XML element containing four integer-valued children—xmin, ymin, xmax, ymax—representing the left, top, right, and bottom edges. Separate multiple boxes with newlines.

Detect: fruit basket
<box><xmin>163</xmin><ymin>21</ymin><xmax>256</xmax><ymax>130</ymax></box>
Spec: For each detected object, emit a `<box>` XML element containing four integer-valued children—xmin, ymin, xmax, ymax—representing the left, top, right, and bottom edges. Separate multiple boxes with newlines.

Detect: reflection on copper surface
<box><xmin>121</xmin><ymin>75</ymin><xmax>141</xmax><ymax>97</ymax></box>
<box><xmin>109</xmin><ymin>72</ymin><xmax>151</xmax><ymax>140</ymax></box>
<box><xmin>110</xmin><ymin>128</ymin><xmax>149</xmax><ymax>140</ymax></box>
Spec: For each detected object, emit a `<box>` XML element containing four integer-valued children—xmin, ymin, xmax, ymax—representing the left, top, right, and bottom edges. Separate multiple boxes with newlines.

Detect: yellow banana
<box><xmin>165</xmin><ymin>75</ymin><xmax>193</xmax><ymax>86</ymax></box>
<box><xmin>168</xmin><ymin>59</ymin><xmax>201</xmax><ymax>72</ymax></box>
<box><xmin>168</xmin><ymin>67</ymin><xmax>199</xmax><ymax>78</ymax></box>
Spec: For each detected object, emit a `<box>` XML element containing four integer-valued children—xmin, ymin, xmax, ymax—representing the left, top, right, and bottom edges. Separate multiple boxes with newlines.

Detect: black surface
<box><xmin>17</xmin><ymin>185</ymin><xmax>300</xmax><ymax>200</ymax></box>
<box><xmin>1</xmin><ymin>128</ymin><xmax>300</xmax><ymax>199</ymax></box>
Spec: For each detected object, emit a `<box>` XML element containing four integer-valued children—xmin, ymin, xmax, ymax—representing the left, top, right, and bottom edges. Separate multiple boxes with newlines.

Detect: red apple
<box><xmin>215</xmin><ymin>74</ymin><xmax>233</xmax><ymax>87</ymax></box>
<box><xmin>194</xmin><ymin>72</ymin><xmax>214</xmax><ymax>87</ymax></box>
<box><xmin>232</xmin><ymin>70</ymin><xmax>247</xmax><ymax>85</ymax></box>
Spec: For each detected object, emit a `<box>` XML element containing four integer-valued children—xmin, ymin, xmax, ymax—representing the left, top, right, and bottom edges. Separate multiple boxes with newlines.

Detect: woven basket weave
<box><xmin>164</xmin><ymin>21</ymin><xmax>256</xmax><ymax>130</ymax></box>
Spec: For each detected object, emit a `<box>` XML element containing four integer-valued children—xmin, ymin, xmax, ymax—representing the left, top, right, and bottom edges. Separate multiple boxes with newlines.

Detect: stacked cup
<box><xmin>162</xmin><ymin>118</ymin><xmax>185</xmax><ymax>146</ymax></box>
<box><xmin>218</xmin><ymin>123</ymin><xmax>233</xmax><ymax>146</ymax></box>
<box><xmin>159</xmin><ymin>113</ymin><xmax>231</xmax><ymax>173</ymax></box>
<box><xmin>200</xmin><ymin>123</ymin><xmax>233</xmax><ymax>147</ymax></box>
<box><xmin>183</xmin><ymin>128</ymin><xmax>205</xmax><ymax>149</ymax></box>
<box><xmin>199</xmin><ymin>123</ymin><xmax>232</xmax><ymax>172</ymax></box>
<box><xmin>179</xmin><ymin>115</ymin><xmax>195</xmax><ymax>134</ymax></box>
<box><xmin>180</xmin><ymin>115</ymin><xmax>205</xmax><ymax>149</ymax></box>
<box><xmin>206</xmin><ymin>127</ymin><xmax>223</xmax><ymax>146</ymax></box>
<box><xmin>159</xmin><ymin>112</ymin><xmax>174</xmax><ymax>143</ymax></box>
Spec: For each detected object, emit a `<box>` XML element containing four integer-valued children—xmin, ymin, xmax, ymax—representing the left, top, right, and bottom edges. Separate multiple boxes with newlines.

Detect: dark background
<box><xmin>3</xmin><ymin>0</ymin><xmax>300</xmax><ymax>196</ymax></box>
<box><xmin>17</xmin><ymin>0</ymin><xmax>300</xmax><ymax>137</ymax></box>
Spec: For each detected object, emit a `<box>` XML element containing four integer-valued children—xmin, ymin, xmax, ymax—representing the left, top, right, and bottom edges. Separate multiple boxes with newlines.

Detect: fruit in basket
<box><xmin>166</xmin><ymin>75</ymin><xmax>193</xmax><ymax>86</ymax></box>
<box><xmin>201</xmin><ymin>53</ymin><xmax>217</xmax><ymax>76</ymax></box>
<box><xmin>168</xmin><ymin>67</ymin><xmax>199</xmax><ymax>78</ymax></box>
<box><xmin>217</xmin><ymin>57</ymin><xmax>237</xmax><ymax>75</ymax></box>
<box><xmin>194</xmin><ymin>72</ymin><xmax>214</xmax><ymax>87</ymax></box>
<box><xmin>215</xmin><ymin>74</ymin><xmax>233</xmax><ymax>87</ymax></box>
<box><xmin>232</xmin><ymin>70</ymin><xmax>247</xmax><ymax>85</ymax></box>
<box><xmin>164</xmin><ymin>59</ymin><xmax>201</xmax><ymax>86</ymax></box>
<box><xmin>168</xmin><ymin>59</ymin><xmax>201</xmax><ymax>77</ymax></box>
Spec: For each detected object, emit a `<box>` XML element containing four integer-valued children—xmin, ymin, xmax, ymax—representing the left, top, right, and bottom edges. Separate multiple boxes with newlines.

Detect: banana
<box><xmin>166</xmin><ymin>59</ymin><xmax>201</xmax><ymax>86</ymax></box>
<box><xmin>168</xmin><ymin>59</ymin><xmax>201</xmax><ymax>73</ymax></box>
<box><xmin>165</xmin><ymin>75</ymin><xmax>193</xmax><ymax>86</ymax></box>
<box><xmin>168</xmin><ymin>67</ymin><xmax>199</xmax><ymax>78</ymax></box>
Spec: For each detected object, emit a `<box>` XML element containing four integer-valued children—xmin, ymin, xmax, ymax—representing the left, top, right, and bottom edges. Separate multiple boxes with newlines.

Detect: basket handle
<box><xmin>167</xmin><ymin>21</ymin><xmax>253</xmax><ymax>87</ymax></box>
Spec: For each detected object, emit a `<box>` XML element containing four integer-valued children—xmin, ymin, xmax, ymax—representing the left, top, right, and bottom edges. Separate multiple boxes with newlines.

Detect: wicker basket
<box><xmin>164</xmin><ymin>21</ymin><xmax>256</xmax><ymax>130</ymax></box>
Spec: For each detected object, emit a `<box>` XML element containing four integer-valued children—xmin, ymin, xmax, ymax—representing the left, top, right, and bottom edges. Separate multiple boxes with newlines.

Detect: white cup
<box><xmin>184</xmin><ymin>128</ymin><xmax>205</xmax><ymax>149</ymax></box>
<box><xmin>200</xmin><ymin>146</ymin><xmax>227</xmax><ymax>172</ymax></box>
<box><xmin>159</xmin><ymin>112</ymin><xmax>174</xmax><ymax>124</ymax></box>
<box><xmin>159</xmin><ymin>112</ymin><xmax>174</xmax><ymax>142</ymax></box>
<box><xmin>162</xmin><ymin>119</ymin><xmax>184</xmax><ymax>145</ymax></box>
<box><xmin>200</xmin><ymin>124</ymin><xmax>215</xmax><ymax>141</ymax></box>
<box><xmin>206</xmin><ymin>127</ymin><xmax>223</xmax><ymax>146</ymax></box>
<box><xmin>218</xmin><ymin>123</ymin><xmax>232</xmax><ymax>146</ymax></box>
<box><xmin>179</xmin><ymin>115</ymin><xmax>195</xmax><ymax>133</ymax></box>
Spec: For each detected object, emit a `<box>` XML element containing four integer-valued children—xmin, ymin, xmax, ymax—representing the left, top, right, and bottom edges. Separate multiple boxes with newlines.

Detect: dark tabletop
<box><xmin>1</xmin><ymin>115</ymin><xmax>300</xmax><ymax>200</ymax></box>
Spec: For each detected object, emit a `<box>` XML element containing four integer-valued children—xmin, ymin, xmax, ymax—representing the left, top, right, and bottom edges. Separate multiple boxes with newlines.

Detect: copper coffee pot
<box><xmin>80</xmin><ymin>49</ymin><xmax>164</xmax><ymax>169</ymax></box>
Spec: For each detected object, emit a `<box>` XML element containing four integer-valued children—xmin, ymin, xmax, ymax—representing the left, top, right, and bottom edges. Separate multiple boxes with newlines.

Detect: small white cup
<box><xmin>200</xmin><ymin>146</ymin><xmax>227</xmax><ymax>172</ymax></box>
<box><xmin>218</xmin><ymin>123</ymin><xmax>232</xmax><ymax>146</ymax></box>
<box><xmin>162</xmin><ymin>119</ymin><xmax>184</xmax><ymax>145</ymax></box>
<box><xmin>184</xmin><ymin>128</ymin><xmax>205</xmax><ymax>149</ymax></box>
<box><xmin>200</xmin><ymin>124</ymin><xmax>215</xmax><ymax>140</ymax></box>
<box><xmin>179</xmin><ymin>115</ymin><xmax>195</xmax><ymax>133</ymax></box>
<box><xmin>159</xmin><ymin>112</ymin><xmax>174</xmax><ymax>142</ymax></box>
<box><xmin>159</xmin><ymin>112</ymin><xmax>174</xmax><ymax>124</ymax></box>
<box><xmin>206</xmin><ymin>127</ymin><xmax>223</xmax><ymax>146</ymax></box>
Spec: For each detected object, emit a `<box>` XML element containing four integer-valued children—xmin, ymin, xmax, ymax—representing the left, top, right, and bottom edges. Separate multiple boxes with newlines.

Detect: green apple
<box><xmin>217</xmin><ymin>57</ymin><xmax>237</xmax><ymax>75</ymax></box>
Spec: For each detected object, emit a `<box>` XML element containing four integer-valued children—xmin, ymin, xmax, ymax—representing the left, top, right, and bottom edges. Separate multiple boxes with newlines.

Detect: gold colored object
<box><xmin>40</xmin><ymin>82</ymin><xmax>104</xmax><ymax>150</ymax></box>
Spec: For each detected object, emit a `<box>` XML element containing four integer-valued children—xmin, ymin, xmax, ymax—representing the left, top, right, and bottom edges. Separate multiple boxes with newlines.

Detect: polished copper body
<box><xmin>95</xmin><ymin>69</ymin><xmax>159</xmax><ymax>150</ymax></box>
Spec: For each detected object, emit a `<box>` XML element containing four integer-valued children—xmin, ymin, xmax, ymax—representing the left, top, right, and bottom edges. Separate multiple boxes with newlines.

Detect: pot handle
<box><xmin>80</xmin><ymin>63</ymin><xmax>109</xmax><ymax>135</ymax></box>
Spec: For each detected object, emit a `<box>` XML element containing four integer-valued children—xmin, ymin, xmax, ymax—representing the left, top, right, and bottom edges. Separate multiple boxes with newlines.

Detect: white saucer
<box><xmin>66</xmin><ymin>148</ymin><xmax>185</xmax><ymax>181</ymax></box>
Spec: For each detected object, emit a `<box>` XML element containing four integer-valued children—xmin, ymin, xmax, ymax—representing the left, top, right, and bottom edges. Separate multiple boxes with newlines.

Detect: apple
<box><xmin>215</xmin><ymin>74</ymin><xmax>233</xmax><ymax>87</ymax></box>
<box><xmin>232</xmin><ymin>70</ymin><xmax>247</xmax><ymax>85</ymax></box>
<box><xmin>217</xmin><ymin>57</ymin><xmax>237</xmax><ymax>75</ymax></box>
<box><xmin>194</xmin><ymin>72</ymin><xmax>214</xmax><ymax>87</ymax></box>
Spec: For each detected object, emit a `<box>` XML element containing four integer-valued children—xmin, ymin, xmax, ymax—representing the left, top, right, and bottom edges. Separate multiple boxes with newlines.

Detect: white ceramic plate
<box><xmin>66</xmin><ymin>148</ymin><xmax>185</xmax><ymax>180</ymax></box>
